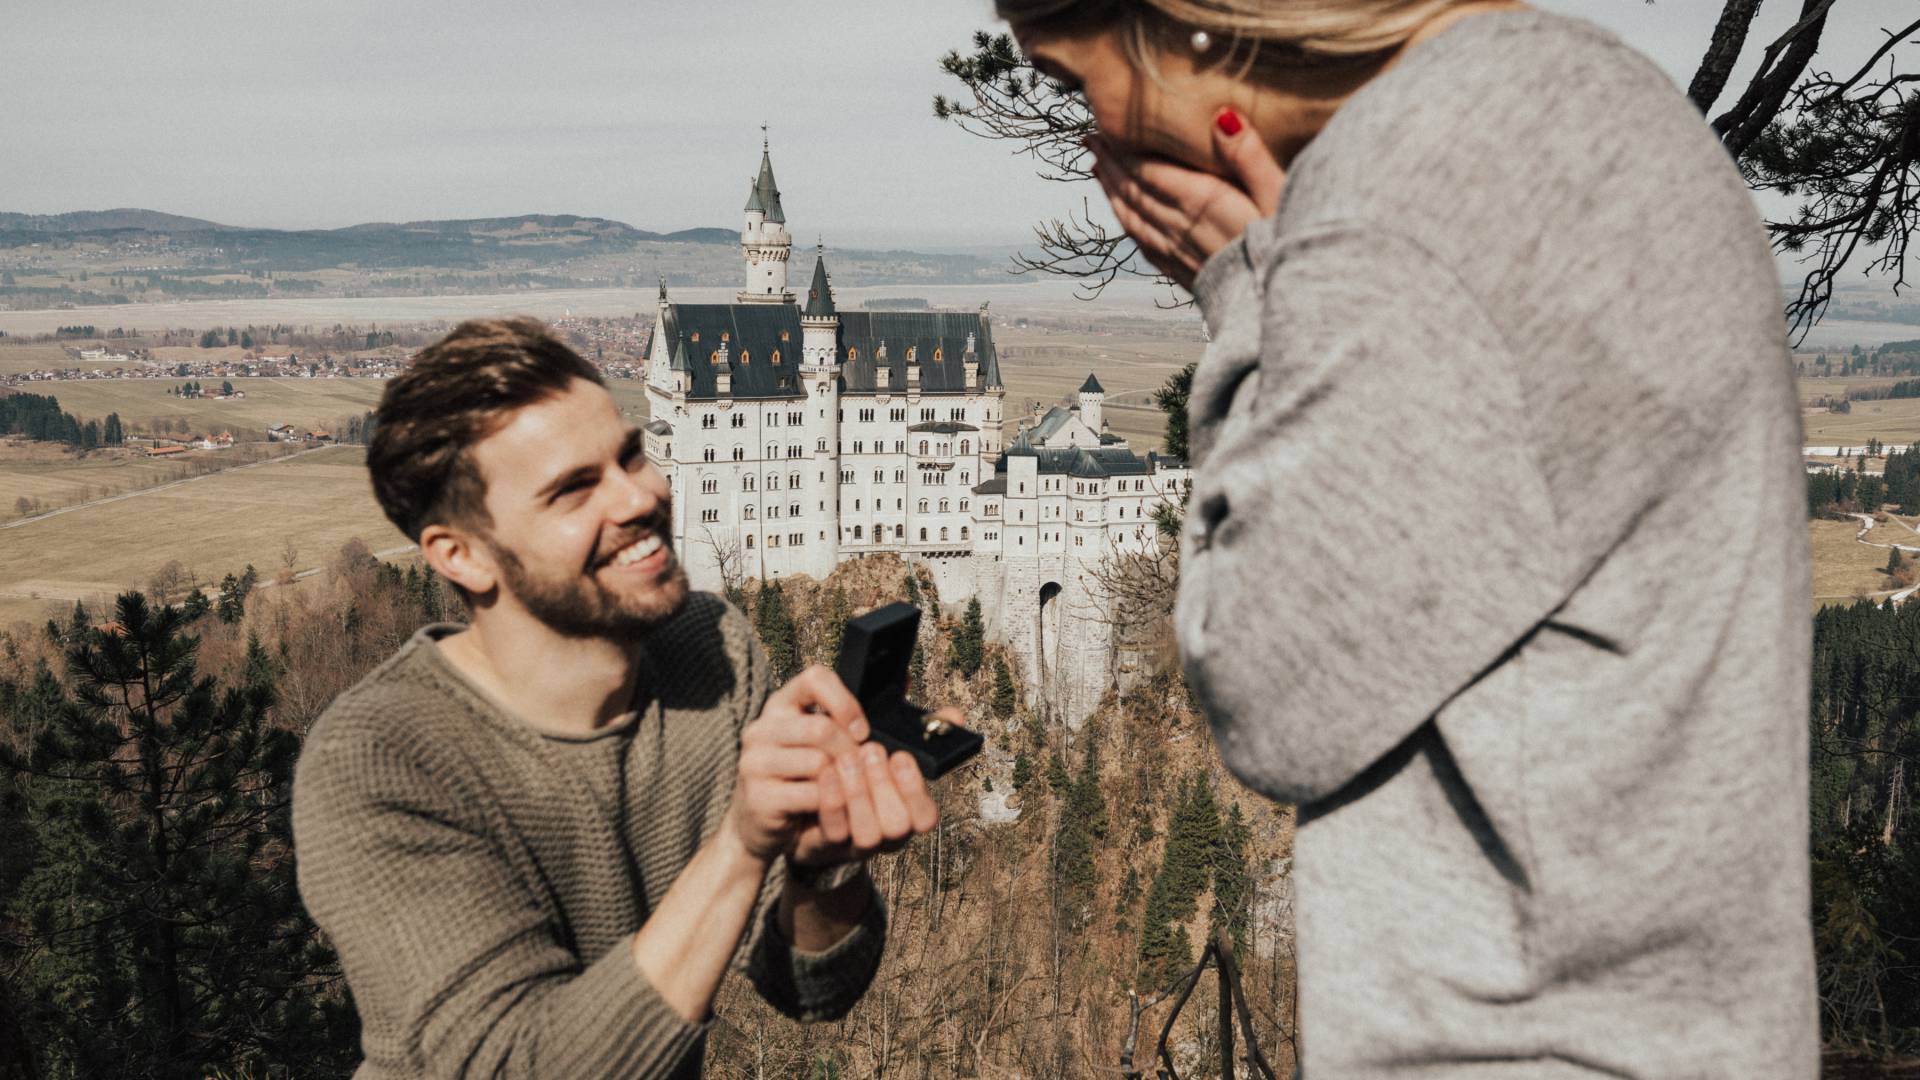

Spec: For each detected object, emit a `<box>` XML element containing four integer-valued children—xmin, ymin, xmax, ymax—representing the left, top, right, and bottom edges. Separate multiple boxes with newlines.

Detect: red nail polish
<box><xmin>1215</xmin><ymin>108</ymin><xmax>1242</xmax><ymax>137</ymax></box>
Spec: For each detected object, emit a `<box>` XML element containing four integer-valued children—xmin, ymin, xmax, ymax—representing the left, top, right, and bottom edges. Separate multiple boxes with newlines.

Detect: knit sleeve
<box><xmin>293</xmin><ymin>721</ymin><xmax>707</xmax><ymax>1079</ymax></box>
<box><xmin>744</xmin><ymin>863</ymin><xmax>888</xmax><ymax>1020</ymax></box>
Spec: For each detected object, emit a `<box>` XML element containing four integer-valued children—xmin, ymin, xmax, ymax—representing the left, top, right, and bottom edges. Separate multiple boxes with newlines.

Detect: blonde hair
<box><xmin>997</xmin><ymin>0</ymin><xmax>1478</xmax><ymax>69</ymax></box>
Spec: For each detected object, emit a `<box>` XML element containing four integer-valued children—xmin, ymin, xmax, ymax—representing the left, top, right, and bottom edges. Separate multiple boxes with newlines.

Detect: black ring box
<box><xmin>834</xmin><ymin>601</ymin><xmax>983</xmax><ymax>779</ymax></box>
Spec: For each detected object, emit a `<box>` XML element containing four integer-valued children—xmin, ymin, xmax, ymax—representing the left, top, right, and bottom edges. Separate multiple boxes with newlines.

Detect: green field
<box><xmin>0</xmin><ymin>445</ymin><xmax>408</xmax><ymax>629</ymax></box>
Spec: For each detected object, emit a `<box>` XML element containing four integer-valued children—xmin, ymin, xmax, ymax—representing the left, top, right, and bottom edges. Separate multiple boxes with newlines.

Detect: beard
<box><xmin>487</xmin><ymin>505</ymin><xmax>689</xmax><ymax>640</ymax></box>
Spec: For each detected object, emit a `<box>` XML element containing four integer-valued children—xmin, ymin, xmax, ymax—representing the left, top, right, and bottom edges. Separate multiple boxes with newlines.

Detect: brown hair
<box><xmin>997</xmin><ymin>0</ymin><xmax>1476</xmax><ymax>72</ymax></box>
<box><xmin>368</xmin><ymin>317</ymin><xmax>602</xmax><ymax>541</ymax></box>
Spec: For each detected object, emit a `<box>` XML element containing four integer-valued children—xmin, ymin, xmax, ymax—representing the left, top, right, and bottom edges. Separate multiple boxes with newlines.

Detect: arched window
<box><xmin>895</xmin><ymin>524</ymin><xmax>905</xmax><ymax>539</ymax></box>
<box><xmin>918</xmin><ymin>441</ymin><xmax>929</xmax><ymax>455</ymax></box>
<box><xmin>848</xmin><ymin>347</ymin><xmax>858</xmax><ymax>362</ymax></box>
<box><xmin>960</xmin><ymin>526</ymin><xmax>969</xmax><ymax>541</ymax></box>
<box><xmin>731</xmin><ymin>446</ymin><xmax>744</xmax><ymax>461</ymax></box>
<box><xmin>934</xmin><ymin>347</ymin><xmax>944</xmax><ymax>361</ymax></box>
<box><xmin>746</xmin><ymin>535</ymin><xmax>755</xmax><ymax>548</ymax></box>
<box><xmin>690</xmin><ymin>331</ymin><xmax>700</xmax><ymax>343</ymax></box>
<box><xmin>853</xmin><ymin>525</ymin><xmax>863</xmax><ymax>539</ymax></box>
<box><xmin>919</xmin><ymin>528</ymin><xmax>928</xmax><ymax>542</ymax></box>
<box><xmin>960</xmin><ymin>440</ymin><xmax>969</xmax><ymax>454</ymax></box>
<box><xmin>918</xmin><ymin>500</ymin><xmax>929</xmax><ymax>513</ymax></box>
<box><xmin>770</xmin><ymin>349</ymin><xmax>780</xmax><ymax>365</ymax></box>
<box><xmin>939</xmin><ymin>527</ymin><xmax>948</xmax><ymax>542</ymax></box>
<box><xmin>939</xmin><ymin>500</ymin><xmax>949</xmax><ymax>513</ymax></box>
<box><xmin>743</xmin><ymin>506</ymin><xmax>755</xmax><ymax>519</ymax></box>
<box><xmin>739</xmin><ymin>351</ymin><xmax>750</xmax><ymax>365</ymax></box>
<box><xmin>702</xmin><ymin>447</ymin><xmax>715</xmax><ymax>462</ymax></box>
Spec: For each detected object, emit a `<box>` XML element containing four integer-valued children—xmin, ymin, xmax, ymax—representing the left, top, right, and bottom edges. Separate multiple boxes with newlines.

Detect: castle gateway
<box><xmin>643</xmin><ymin>144</ymin><xmax>1191</xmax><ymax>723</ymax></box>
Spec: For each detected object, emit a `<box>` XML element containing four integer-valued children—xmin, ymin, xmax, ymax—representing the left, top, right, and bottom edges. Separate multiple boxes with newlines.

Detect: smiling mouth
<box><xmin>604</xmin><ymin>533</ymin><xmax>666</xmax><ymax>569</ymax></box>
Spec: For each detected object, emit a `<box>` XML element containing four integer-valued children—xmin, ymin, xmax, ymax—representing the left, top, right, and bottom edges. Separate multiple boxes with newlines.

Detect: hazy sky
<box><xmin>2</xmin><ymin>1</ymin><xmax>1914</xmax><ymax>248</ymax></box>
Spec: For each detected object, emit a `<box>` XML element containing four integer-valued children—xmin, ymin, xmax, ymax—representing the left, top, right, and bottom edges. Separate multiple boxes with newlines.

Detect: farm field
<box><xmin>1802</xmin><ymin>396</ymin><xmax>1920</xmax><ymax>447</ymax></box>
<box><xmin>19</xmin><ymin>377</ymin><xmax>390</xmax><ymax>435</ymax></box>
<box><xmin>0</xmin><ymin>441</ymin><xmax>302</xmax><ymax>518</ymax></box>
<box><xmin>994</xmin><ymin>326</ymin><xmax>1199</xmax><ymax>453</ymax></box>
<box><xmin>1812</xmin><ymin>517</ymin><xmax>1902</xmax><ymax>607</ymax></box>
<box><xmin>0</xmin><ymin>342</ymin><xmax>134</xmax><ymax>377</ymax></box>
<box><xmin>0</xmin><ymin>445</ymin><xmax>407</xmax><ymax>629</ymax></box>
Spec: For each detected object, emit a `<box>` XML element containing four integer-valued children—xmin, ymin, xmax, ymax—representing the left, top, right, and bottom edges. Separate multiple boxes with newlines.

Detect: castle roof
<box><xmin>645</xmin><ymin>419</ymin><xmax>673</xmax><ymax>436</ymax></box>
<box><xmin>747</xmin><ymin>149</ymin><xmax>785</xmax><ymax>224</ymax></box>
<box><xmin>1030</xmin><ymin>405</ymin><xmax>1078</xmax><ymax>443</ymax></box>
<box><xmin>1079</xmin><ymin>372</ymin><xmax>1105</xmax><ymax>394</ymax></box>
<box><xmin>660</xmin><ymin>302</ymin><xmax>1002</xmax><ymax>400</ymax></box>
<box><xmin>908</xmin><ymin>421</ymin><xmax>979</xmax><ymax>434</ymax></box>
<box><xmin>803</xmin><ymin>253</ymin><xmax>836</xmax><ymax>318</ymax></box>
<box><xmin>995</xmin><ymin>443</ymin><xmax>1157</xmax><ymax>480</ymax></box>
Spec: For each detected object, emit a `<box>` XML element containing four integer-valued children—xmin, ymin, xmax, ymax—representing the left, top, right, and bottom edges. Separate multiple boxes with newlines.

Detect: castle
<box><xmin>642</xmin><ymin>144</ymin><xmax>1191</xmax><ymax>722</ymax></box>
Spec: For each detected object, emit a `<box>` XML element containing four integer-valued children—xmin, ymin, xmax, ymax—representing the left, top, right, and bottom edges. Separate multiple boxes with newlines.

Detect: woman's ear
<box><xmin>420</xmin><ymin>523</ymin><xmax>497</xmax><ymax>598</ymax></box>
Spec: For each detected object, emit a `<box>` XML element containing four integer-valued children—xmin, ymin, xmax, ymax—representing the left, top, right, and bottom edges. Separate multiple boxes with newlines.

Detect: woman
<box><xmin>998</xmin><ymin>2</ymin><xmax>1817</xmax><ymax>1077</ymax></box>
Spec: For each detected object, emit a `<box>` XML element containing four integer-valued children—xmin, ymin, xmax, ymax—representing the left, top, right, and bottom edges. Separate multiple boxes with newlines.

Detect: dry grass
<box><xmin>0</xmin><ymin>445</ymin><xmax>407</xmax><ymax>627</ymax></box>
<box><xmin>994</xmin><ymin>327</ymin><xmax>1199</xmax><ymax>454</ymax></box>
<box><xmin>1811</xmin><ymin>518</ymin><xmax>1900</xmax><ymax>606</ymax></box>
<box><xmin>0</xmin><ymin>442</ymin><xmax>299</xmax><ymax>514</ymax></box>
<box><xmin>13</xmin><ymin>376</ymin><xmax>389</xmax><ymax>434</ymax></box>
<box><xmin>1802</xmin><ymin>397</ymin><xmax>1920</xmax><ymax>447</ymax></box>
<box><xmin>0</xmin><ymin>342</ymin><xmax>119</xmax><ymax>376</ymax></box>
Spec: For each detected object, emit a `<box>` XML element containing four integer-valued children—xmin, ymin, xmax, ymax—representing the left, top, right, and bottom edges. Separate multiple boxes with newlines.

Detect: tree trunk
<box><xmin>1688</xmin><ymin>0</ymin><xmax>1766</xmax><ymax>113</ymax></box>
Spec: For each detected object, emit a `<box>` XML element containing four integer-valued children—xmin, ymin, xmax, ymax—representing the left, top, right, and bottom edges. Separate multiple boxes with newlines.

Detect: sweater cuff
<box><xmin>542</xmin><ymin>937</ymin><xmax>709</xmax><ymax>1076</ymax></box>
<box><xmin>1192</xmin><ymin>232</ymin><xmax>1257</xmax><ymax>338</ymax></box>
<box><xmin>745</xmin><ymin>876</ymin><xmax>887</xmax><ymax>1022</ymax></box>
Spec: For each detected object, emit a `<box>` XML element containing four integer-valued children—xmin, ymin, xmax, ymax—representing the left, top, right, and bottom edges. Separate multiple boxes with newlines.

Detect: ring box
<box><xmin>834</xmin><ymin>601</ymin><xmax>983</xmax><ymax>779</ymax></box>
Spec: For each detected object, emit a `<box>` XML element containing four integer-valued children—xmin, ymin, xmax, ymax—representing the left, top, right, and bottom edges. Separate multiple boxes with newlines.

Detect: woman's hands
<box><xmin>728</xmin><ymin>664</ymin><xmax>949</xmax><ymax>867</ymax></box>
<box><xmin>1088</xmin><ymin>108</ymin><xmax>1288</xmax><ymax>290</ymax></box>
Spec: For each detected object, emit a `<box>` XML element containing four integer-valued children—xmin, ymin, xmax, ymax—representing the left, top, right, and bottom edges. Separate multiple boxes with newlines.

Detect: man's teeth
<box><xmin>612</xmin><ymin>535</ymin><xmax>664</xmax><ymax>567</ymax></box>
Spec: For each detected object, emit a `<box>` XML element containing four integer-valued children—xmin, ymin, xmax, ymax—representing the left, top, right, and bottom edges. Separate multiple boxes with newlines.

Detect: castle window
<box><xmin>939</xmin><ymin>500</ymin><xmax>949</xmax><ymax>513</ymax></box>
<box><xmin>789</xmin><ymin>472</ymin><xmax>800</xmax><ymax>487</ymax></box>
<box><xmin>960</xmin><ymin>499</ymin><xmax>969</xmax><ymax>512</ymax></box>
<box><xmin>940</xmin><ymin>527</ymin><xmax>949</xmax><ymax>542</ymax></box>
<box><xmin>895</xmin><ymin>524</ymin><xmax>905</xmax><ymax>539</ymax></box>
<box><xmin>934</xmin><ymin>347</ymin><xmax>944</xmax><ymax>362</ymax></box>
<box><xmin>702</xmin><ymin>414</ymin><xmax>715</xmax><ymax>429</ymax></box>
<box><xmin>961</xmin><ymin>472</ymin><xmax>970</xmax><ymax>484</ymax></box>
<box><xmin>740</xmin><ymin>351</ymin><xmax>750</xmax><ymax>366</ymax></box>
<box><xmin>770</xmin><ymin>350</ymin><xmax>781</xmax><ymax>365</ymax></box>
<box><xmin>746</xmin><ymin>535</ymin><xmax>755</xmax><ymax>548</ymax></box>
<box><xmin>701</xmin><ymin>509</ymin><xmax>719</xmax><ymax>523</ymax></box>
<box><xmin>700</xmin><ymin>478</ymin><xmax>717</xmax><ymax>494</ymax></box>
<box><xmin>690</xmin><ymin>331</ymin><xmax>700</xmax><ymax>343</ymax></box>
<box><xmin>960</xmin><ymin>527</ymin><xmax>969</xmax><ymax>541</ymax></box>
<box><xmin>841</xmin><ymin>470</ymin><xmax>853</xmax><ymax>484</ymax></box>
<box><xmin>853</xmin><ymin>441</ymin><xmax>864</xmax><ymax>453</ymax></box>
<box><xmin>848</xmin><ymin>347</ymin><xmax>858</xmax><ymax>362</ymax></box>
<box><xmin>918</xmin><ymin>500</ymin><xmax>929</xmax><ymax>513</ymax></box>
<box><xmin>920</xmin><ymin>528</ymin><xmax>928</xmax><ymax>542</ymax></box>
<box><xmin>918</xmin><ymin>441</ymin><xmax>929</xmax><ymax>455</ymax></box>
<box><xmin>703</xmin><ymin>448</ymin><xmax>716</xmax><ymax>462</ymax></box>
<box><xmin>853</xmin><ymin>525</ymin><xmax>863</xmax><ymax>540</ymax></box>
<box><xmin>768</xmin><ymin>535</ymin><xmax>779</xmax><ymax>548</ymax></box>
<box><xmin>960</xmin><ymin>440</ymin><xmax>969</xmax><ymax>454</ymax></box>
<box><xmin>780</xmin><ymin>330</ymin><xmax>790</xmax><ymax>342</ymax></box>
<box><xmin>874</xmin><ymin>469</ymin><xmax>884</xmax><ymax>482</ymax></box>
<box><xmin>720</xmin><ymin>331</ymin><xmax>730</xmax><ymax>343</ymax></box>
<box><xmin>730</xmin><ymin>413</ymin><xmax>745</xmax><ymax>428</ymax></box>
<box><xmin>894</xmin><ymin>469</ymin><xmax>905</xmax><ymax>482</ymax></box>
<box><xmin>732</xmin><ymin>446</ymin><xmax>744</xmax><ymax>461</ymax></box>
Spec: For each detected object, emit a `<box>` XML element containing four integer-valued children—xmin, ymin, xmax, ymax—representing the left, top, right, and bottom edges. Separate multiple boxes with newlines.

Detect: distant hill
<box><xmin>0</xmin><ymin>209</ymin><xmax>234</xmax><ymax>233</ymax></box>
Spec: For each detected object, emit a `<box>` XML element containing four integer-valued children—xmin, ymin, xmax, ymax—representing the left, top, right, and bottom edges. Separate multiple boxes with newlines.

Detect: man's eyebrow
<box><xmin>532</xmin><ymin>429</ymin><xmax>644</xmax><ymax>502</ymax></box>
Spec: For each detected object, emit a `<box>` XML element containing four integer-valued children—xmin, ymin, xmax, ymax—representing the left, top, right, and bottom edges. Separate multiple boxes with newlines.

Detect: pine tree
<box><xmin>950</xmin><ymin>597</ymin><xmax>985</xmax><ymax>678</ymax></box>
<box><xmin>991</xmin><ymin>656</ymin><xmax>1018</xmax><ymax>719</ymax></box>
<box><xmin>820</xmin><ymin>585</ymin><xmax>852</xmax><ymax>664</ymax></box>
<box><xmin>754</xmin><ymin>581</ymin><xmax>798</xmax><ymax>682</ymax></box>
<box><xmin>1890</xmin><ymin>547</ymin><xmax>1904</xmax><ymax>574</ymax></box>
<box><xmin>216</xmin><ymin>573</ymin><xmax>246</xmax><ymax>624</ymax></box>
<box><xmin>0</xmin><ymin>592</ymin><xmax>356</xmax><ymax>1078</ymax></box>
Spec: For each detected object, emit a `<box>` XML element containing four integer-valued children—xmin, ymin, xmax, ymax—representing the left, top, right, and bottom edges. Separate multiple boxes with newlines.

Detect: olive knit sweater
<box><xmin>292</xmin><ymin>593</ymin><xmax>886</xmax><ymax>1078</ymax></box>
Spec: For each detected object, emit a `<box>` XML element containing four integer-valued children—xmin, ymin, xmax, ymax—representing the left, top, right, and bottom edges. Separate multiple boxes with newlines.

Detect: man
<box><xmin>293</xmin><ymin>318</ymin><xmax>947</xmax><ymax>1078</ymax></box>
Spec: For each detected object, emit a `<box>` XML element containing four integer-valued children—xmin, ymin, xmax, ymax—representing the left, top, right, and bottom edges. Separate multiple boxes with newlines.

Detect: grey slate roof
<box><xmin>645</xmin><ymin>419</ymin><xmax>673</xmax><ymax>435</ymax></box>
<box><xmin>1030</xmin><ymin>405</ymin><xmax>1078</xmax><ymax>443</ymax></box>
<box><xmin>752</xmin><ymin>150</ymin><xmax>785</xmax><ymax>224</ymax></box>
<box><xmin>907</xmin><ymin>421</ymin><xmax>979</xmax><ymax>434</ymax></box>
<box><xmin>660</xmin><ymin>302</ymin><xmax>1003</xmax><ymax>400</ymax></box>
<box><xmin>993</xmin><ymin>442</ymin><xmax>1155</xmax><ymax>479</ymax></box>
<box><xmin>804</xmin><ymin>254</ymin><xmax>836</xmax><ymax>318</ymax></box>
<box><xmin>743</xmin><ymin>177</ymin><xmax>763</xmax><ymax>214</ymax></box>
<box><xmin>1079</xmin><ymin>372</ymin><xmax>1105</xmax><ymax>394</ymax></box>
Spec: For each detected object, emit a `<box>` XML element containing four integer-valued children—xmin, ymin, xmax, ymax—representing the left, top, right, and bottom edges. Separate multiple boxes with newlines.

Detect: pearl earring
<box><xmin>1190</xmin><ymin>29</ymin><xmax>1213</xmax><ymax>54</ymax></box>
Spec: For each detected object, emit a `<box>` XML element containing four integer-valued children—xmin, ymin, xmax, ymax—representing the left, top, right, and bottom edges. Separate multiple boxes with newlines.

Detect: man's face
<box><xmin>467</xmin><ymin>377</ymin><xmax>686</xmax><ymax>638</ymax></box>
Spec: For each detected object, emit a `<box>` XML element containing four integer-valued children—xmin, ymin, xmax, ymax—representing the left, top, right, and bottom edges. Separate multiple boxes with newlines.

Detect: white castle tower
<box><xmin>797</xmin><ymin>247</ymin><xmax>842</xmax><ymax>579</ymax></box>
<box><xmin>739</xmin><ymin>133</ymin><xmax>793</xmax><ymax>304</ymax></box>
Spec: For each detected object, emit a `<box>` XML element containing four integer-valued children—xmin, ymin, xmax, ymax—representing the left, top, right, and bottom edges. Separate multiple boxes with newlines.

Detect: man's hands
<box><xmin>1087</xmin><ymin>109</ymin><xmax>1288</xmax><ymax>290</ymax></box>
<box><xmin>728</xmin><ymin>664</ymin><xmax>953</xmax><ymax>869</ymax></box>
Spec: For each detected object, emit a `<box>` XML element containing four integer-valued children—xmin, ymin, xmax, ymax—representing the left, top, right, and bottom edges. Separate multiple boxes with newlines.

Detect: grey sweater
<box><xmin>1181</xmin><ymin>11</ymin><xmax>1817</xmax><ymax>1078</ymax></box>
<box><xmin>292</xmin><ymin>593</ymin><xmax>885</xmax><ymax>1078</ymax></box>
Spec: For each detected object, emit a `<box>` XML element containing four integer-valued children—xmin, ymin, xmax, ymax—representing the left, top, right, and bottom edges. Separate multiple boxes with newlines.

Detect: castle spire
<box><xmin>804</xmin><ymin>246</ymin><xmax>836</xmax><ymax>319</ymax></box>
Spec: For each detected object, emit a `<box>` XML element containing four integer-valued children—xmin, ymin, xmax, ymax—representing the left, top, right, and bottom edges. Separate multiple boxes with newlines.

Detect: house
<box><xmin>305</xmin><ymin>430</ymin><xmax>334</xmax><ymax>444</ymax></box>
<box><xmin>197</xmin><ymin>432</ymin><xmax>234</xmax><ymax>450</ymax></box>
<box><xmin>266</xmin><ymin>424</ymin><xmax>294</xmax><ymax>441</ymax></box>
<box><xmin>147</xmin><ymin>445</ymin><xmax>188</xmax><ymax>458</ymax></box>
